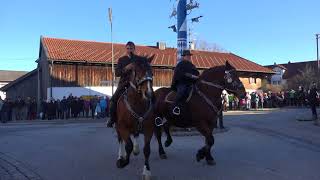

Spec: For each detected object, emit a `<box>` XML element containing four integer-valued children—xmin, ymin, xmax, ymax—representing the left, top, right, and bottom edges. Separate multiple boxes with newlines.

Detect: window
<box><xmin>249</xmin><ymin>77</ymin><xmax>256</xmax><ymax>84</ymax></box>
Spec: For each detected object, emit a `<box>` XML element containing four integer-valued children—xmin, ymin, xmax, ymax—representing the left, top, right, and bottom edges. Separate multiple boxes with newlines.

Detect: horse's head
<box><xmin>127</xmin><ymin>56</ymin><xmax>154</xmax><ymax>100</ymax></box>
<box><xmin>223</xmin><ymin>61</ymin><xmax>246</xmax><ymax>97</ymax></box>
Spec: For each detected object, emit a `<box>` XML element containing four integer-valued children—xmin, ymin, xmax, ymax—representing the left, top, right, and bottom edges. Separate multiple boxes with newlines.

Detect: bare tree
<box><xmin>193</xmin><ymin>39</ymin><xmax>228</xmax><ymax>53</ymax></box>
<box><xmin>287</xmin><ymin>65</ymin><xmax>320</xmax><ymax>90</ymax></box>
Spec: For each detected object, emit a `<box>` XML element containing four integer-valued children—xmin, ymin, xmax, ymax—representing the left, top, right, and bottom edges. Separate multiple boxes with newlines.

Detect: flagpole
<box><xmin>108</xmin><ymin>8</ymin><xmax>115</xmax><ymax>95</ymax></box>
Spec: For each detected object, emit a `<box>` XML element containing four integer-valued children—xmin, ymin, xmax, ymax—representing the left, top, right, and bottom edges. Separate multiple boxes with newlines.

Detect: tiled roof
<box><xmin>41</xmin><ymin>37</ymin><xmax>274</xmax><ymax>73</ymax></box>
<box><xmin>0</xmin><ymin>69</ymin><xmax>37</xmax><ymax>91</ymax></box>
<box><xmin>265</xmin><ymin>64</ymin><xmax>287</xmax><ymax>70</ymax></box>
<box><xmin>0</xmin><ymin>70</ymin><xmax>28</xmax><ymax>82</ymax></box>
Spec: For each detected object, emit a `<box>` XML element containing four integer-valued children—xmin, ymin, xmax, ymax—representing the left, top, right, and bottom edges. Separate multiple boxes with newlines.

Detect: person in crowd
<box><xmin>308</xmin><ymin>82</ymin><xmax>319</xmax><ymax>126</ymax></box>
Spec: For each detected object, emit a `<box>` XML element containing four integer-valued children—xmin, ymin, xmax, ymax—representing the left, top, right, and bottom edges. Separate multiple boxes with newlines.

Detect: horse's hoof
<box><xmin>206</xmin><ymin>159</ymin><xmax>216</xmax><ymax>166</ymax></box>
<box><xmin>133</xmin><ymin>151</ymin><xmax>139</xmax><ymax>156</ymax></box>
<box><xmin>160</xmin><ymin>153</ymin><xmax>167</xmax><ymax>159</ymax></box>
<box><xmin>116</xmin><ymin>158</ymin><xmax>129</xmax><ymax>168</ymax></box>
<box><xmin>133</xmin><ymin>147</ymin><xmax>140</xmax><ymax>156</ymax></box>
<box><xmin>164</xmin><ymin>140</ymin><xmax>172</xmax><ymax>147</ymax></box>
<box><xmin>142</xmin><ymin>175</ymin><xmax>152</xmax><ymax>180</ymax></box>
<box><xmin>196</xmin><ymin>152</ymin><xmax>205</xmax><ymax>162</ymax></box>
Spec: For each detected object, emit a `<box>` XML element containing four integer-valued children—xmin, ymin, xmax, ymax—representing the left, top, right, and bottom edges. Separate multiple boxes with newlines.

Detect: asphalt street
<box><xmin>0</xmin><ymin>108</ymin><xmax>319</xmax><ymax>180</ymax></box>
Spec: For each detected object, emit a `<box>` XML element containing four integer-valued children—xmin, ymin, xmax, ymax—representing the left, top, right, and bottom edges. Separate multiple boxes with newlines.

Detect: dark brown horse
<box><xmin>115</xmin><ymin>56</ymin><xmax>155</xmax><ymax>180</ymax></box>
<box><xmin>153</xmin><ymin>61</ymin><xmax>246</xmax><ymax>165</ymax></box>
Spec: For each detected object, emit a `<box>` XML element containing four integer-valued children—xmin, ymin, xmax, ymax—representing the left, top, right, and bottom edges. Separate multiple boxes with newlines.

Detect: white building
<box><xmin>0</xmin><ymin>70</ymin><xmax>27</xmax><ymax>99</ymax></box>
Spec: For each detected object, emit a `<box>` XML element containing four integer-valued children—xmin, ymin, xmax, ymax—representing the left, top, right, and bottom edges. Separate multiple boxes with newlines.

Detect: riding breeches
<box><xmin>109</xmin><ymin>84</ymin><xmax>127</xmax><ymax>122</ymax></box>
<box><xmin>175</xmin><ymin>84</ymin><xmax>192</xmax><ymax>105</ymax></box>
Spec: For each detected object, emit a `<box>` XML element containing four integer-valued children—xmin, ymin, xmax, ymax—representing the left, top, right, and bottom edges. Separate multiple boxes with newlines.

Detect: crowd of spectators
<box><xmin>0</xmin><ymin>94</ymin><xmax>109</xmax><ymax>123</ymax></box>
<box><xmin>222</xmin><ymin>86</ymin><xmax>320</xmax><ymax>111</ymax></box>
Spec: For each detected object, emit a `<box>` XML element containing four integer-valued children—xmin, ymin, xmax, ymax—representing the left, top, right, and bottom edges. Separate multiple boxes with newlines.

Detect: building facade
<box><xmin>2</xmin><ymin>36</ymin><xmax>274</xmax><ymax>103</ymax></box>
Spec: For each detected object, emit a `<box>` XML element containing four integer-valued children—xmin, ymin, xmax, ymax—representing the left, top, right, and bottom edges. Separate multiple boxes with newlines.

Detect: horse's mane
<box><xmin>200</xmin><ymin>65</ymin><xmax>225</xmax><ymax>78</ymax></box>
<box><xmin>132</xmin><ymin>55</ymin><xmax>152</xmax><ymax>74</ymax></box>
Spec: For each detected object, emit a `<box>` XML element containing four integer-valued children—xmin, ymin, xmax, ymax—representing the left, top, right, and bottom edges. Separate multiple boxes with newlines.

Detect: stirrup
<box><xmin>173</xmin><ymin>106</ymin><xmax>180</xmax><ymax>115</ymax></box>
<box><xmin>155</xmin><ymin>117</ymin><xmax>164</xmax><ymax>127</ymax></box>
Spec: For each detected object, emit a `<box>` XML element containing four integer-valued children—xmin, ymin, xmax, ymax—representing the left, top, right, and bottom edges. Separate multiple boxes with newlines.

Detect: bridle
<box><xmin>129</xmin><ymin>70</ymin><xmax>153</xmax><ymax>93</ymax></box>
<box><xmin>223</xmin><ymin>69</ymin><xmax>243</xmax><ymax>93</ymax></box>
<box><xmin>124</xmin><ymin>69</ymin><xmax>154</xmax><ymax>130</ymax></box>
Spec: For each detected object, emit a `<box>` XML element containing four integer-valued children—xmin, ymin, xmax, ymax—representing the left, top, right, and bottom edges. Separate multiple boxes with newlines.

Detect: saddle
<box><xmin>165</xmin><ymin>86</ymin><xmax>194</xmax><ymax>104</ymax></box>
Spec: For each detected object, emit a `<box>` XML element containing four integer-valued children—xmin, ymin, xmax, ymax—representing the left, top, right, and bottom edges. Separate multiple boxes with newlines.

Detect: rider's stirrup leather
<box><xmin>173</xmin><ymin>106</ymin><xmax>180</xmax><ymax>115</ymax></box>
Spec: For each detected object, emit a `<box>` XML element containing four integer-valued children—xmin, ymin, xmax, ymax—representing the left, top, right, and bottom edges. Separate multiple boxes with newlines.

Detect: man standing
<box><xmin>308</xmin><ymin>82</ymin><xmax>319</xmax><ymax>126</ymax></box>
<box><xmin>107</xmin><ymin>41</ymin><xmax>138</xmax><ymax>127</ymax></box>
<box><xmin>171</xmin><ymin>50</ymin><xmax>199</xmax><ymax>115</ymax></box>
<box><xmin>0</xmin><ymin>96</ymin><xmax>3</xmax><ymax>123</ymax></box>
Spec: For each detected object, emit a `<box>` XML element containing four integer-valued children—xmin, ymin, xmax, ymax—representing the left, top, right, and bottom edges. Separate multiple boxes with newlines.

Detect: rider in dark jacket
<box><xmin>171</xmin><ymin>50</ymin><xmax>199</xmax><ymax>115</ymax></box>
<box><xmin>107</xmin><ymin>41</ymin><xmax>138</xmax><ymax>127</ymax></box>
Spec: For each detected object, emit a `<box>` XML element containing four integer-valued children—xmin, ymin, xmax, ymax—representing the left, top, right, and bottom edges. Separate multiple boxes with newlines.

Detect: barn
<box><xmin>2</xmin><ymin>36</ymin><xmax>274</xmax><ymax>103</ymax></box>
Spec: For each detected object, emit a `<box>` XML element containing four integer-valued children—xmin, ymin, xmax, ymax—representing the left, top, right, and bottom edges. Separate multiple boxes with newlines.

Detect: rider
<box><xmin>106</xmin><ymin>41</ymin><xmax>137</xmax><ymax>127</ymax></box>
<box><xmin>171</xmin><ymin>49</ymin><xmax>200</xmax><ymax>115</ymax></box>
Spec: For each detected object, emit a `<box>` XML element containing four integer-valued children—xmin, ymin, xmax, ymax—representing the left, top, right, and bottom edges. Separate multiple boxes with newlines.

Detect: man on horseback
<box><xmin>107</xmin><ymin>41</ymin><xmax>137</xmax><ymax>128</ymax></box>
<box><xmin>171</xmin><ymin>50</ymin><xmax>199</xmax><ymax>115</ymax></box>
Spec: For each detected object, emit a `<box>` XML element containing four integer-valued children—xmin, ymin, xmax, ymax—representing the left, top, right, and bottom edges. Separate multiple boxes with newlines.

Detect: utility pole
<box><xmin>316</xmin><ymin>34</ymin><xmax>319</xmax><ymax>74</ymax></box>
<box><xmin>108</xmin><ymin>8</ymin><xmax>115</xmax><ymax>95</ymax></box>
<box><xmin>177</xmin><ymin>0</ymin><xmax>187</xmax><ymax>64</ymax></box>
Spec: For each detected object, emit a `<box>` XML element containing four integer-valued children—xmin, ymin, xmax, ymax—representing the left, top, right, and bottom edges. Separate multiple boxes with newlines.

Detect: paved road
<box><xmin>0</xmin><ymin>108</ymin><xmax>319</xmax><ymax>180</ymax></box>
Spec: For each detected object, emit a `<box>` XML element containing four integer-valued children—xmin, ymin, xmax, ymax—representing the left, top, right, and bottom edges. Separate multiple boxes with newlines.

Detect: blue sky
<box><xmin>0</xmin><ymin>0</ymin><xmax>319</xmax><ymax>71</ymax></box>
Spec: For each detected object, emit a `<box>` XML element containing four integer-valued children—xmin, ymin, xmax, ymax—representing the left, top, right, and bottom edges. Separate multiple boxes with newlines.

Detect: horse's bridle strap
<box><xmin>200</xmin><ymin>80</ymin><xmax>237</xmax><ymax>94</ymax></box>
<box><xmin>195</xmin><ymin>86</ymin><xmax>219</xmax><ymax>113</ymax></box>
<box><xmin>123</xmin><ymin>91</ymin><xmax>153</xmax><ymax>123</ymax></box>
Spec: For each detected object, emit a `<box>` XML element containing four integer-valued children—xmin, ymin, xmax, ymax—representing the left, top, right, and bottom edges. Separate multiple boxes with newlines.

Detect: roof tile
<box><xmin>42</xmin><ymin>37</ymin><xmax>273</xmax><ymax>73</ymax></box>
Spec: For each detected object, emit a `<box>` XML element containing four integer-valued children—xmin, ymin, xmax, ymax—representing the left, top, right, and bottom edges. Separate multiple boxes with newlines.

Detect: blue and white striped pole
<box><xmin>177</xmin><ymin>0</ymin><xmax>188</xmax><ymax>64</ymax></box>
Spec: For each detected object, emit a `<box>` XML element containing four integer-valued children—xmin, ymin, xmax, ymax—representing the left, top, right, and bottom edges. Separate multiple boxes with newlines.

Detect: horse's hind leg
<box><xmin>155</xmin><ymin>126</ymin><xmax>167</xmax><ymax>159</ymax></box>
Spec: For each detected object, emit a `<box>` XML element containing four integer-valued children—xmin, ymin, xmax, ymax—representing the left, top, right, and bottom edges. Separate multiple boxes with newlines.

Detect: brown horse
<box><xmin>153</xmin><ymin>61</ymin><xmax>246</xmax><ymax>165</ymax></box>
<box><xmin>115</xmin><ymin>56</ymin><xmax>155</xmax><ymax>180</ymax></box>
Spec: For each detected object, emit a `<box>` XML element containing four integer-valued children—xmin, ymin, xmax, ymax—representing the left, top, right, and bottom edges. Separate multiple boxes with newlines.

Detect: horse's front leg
<box><xmin>204</xmin><ymin>135</ymin><xmax>216</xmax><ymax>165</ymax></box>
<box><xmin>132</xmin><ymin>133</ymin><xmax>140</xmax><ymax>156</ymax></box>
<box><xmin>163</xmin><ymin>122</ymin><xmax>173</xmax><ymax>147</ymax></box>
<box><xmin>116</xmin><ymin>131</ymin><xmax>132</xmax><ymax>168</ymax></box>
<box><xmin>154</xmin><ymin>126</ymin><xmax>167</xmax><ymax>159</ymax></box>
<box><xmin>196</xmin><ymin>126</ymin><xmax>216</xmax><ymax>166</ymax></box>
<box><xmin>142</xmin><ymin>121</ymin><xmax>154</xmax><ymax>180</ymax></box>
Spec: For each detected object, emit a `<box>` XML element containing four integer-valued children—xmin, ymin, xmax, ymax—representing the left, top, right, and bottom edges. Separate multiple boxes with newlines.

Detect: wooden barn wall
<box><xmin>51</xmin><ymin>64</ymin><xmax>113</xmax><ymax>87</ymax></box>
<box><xmin>49</xmin><ymin>63</ymin><xmax>269</xmax><ymax>91</ymax></box>
<box><xmin>6</xmin><ymin>73</ymin><xmax>38</xmax><ymax>99</ymax></box>
<box><xmin>50</xmin><ymin>64</ymin><xmax>175</xmax><ymax>87</ymax></box>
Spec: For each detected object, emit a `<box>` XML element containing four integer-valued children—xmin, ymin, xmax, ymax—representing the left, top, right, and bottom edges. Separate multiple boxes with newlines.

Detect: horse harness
<box><xmin>121</xmin><ymin>75</ymin><xmax>153</xmax><ymax>131</ymax></box>
<box><xmin>164</xmin><ymin>69</ymin><xmax>240</xmax><ymax>114</ymax></box>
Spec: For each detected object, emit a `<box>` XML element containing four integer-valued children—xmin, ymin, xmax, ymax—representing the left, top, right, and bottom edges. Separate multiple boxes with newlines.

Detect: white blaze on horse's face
<box><xmin>147</xmin><ymin>81</ymin><xmax>152</xmax><ymax>97</ymax></box>
<box><xmin>225</xmin><ymin>71</ymin><xmax>233</xmax><ymax>83</ymax></box>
